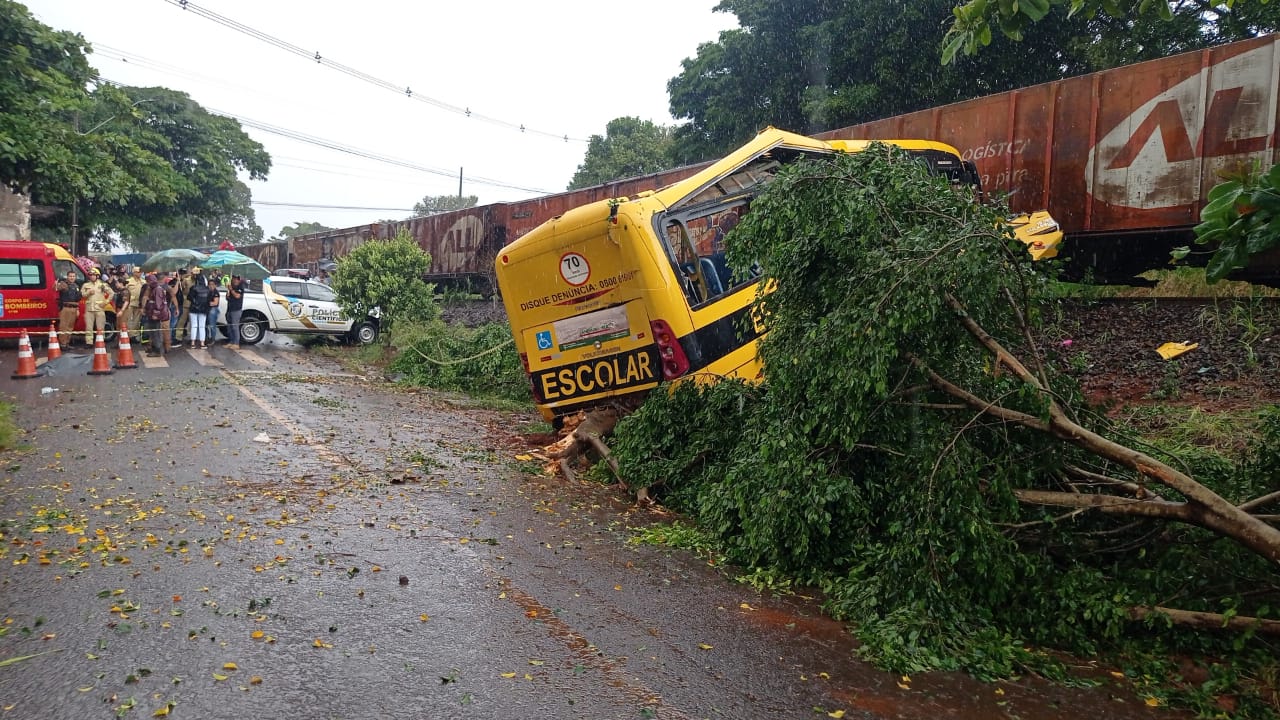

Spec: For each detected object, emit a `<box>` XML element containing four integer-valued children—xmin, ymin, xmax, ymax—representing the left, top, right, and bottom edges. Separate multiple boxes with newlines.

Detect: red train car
<box><xmin>817</xmin><ymin>34</ymin><xmax>1280</xmax><ymax>285</ymax></box>
<box><xmin>267</xmin><ymin>164</ymin><xmax>706</xmax><ymax>296</ymax></box>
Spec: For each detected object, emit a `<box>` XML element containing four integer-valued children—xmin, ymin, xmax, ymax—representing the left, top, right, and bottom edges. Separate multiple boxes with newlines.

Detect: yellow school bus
<box><xmin>495</xmin><ymin>127</ymin><xmax>1060</xmax><ymax>424</ymax></box>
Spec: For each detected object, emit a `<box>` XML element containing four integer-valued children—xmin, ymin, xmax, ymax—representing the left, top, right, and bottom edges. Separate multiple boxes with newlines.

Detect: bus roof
<box><xmin>650</xmin><ymin>127</ymin><xmax>963</xmax><ymax>211</ymax></box>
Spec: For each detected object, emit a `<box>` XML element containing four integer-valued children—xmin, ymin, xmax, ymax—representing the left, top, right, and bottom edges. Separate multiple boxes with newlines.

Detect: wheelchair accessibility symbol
<box><xmin>535</xmin><ymin>330</ymin><xmax>553</xmax><ymax>351</ymax></box>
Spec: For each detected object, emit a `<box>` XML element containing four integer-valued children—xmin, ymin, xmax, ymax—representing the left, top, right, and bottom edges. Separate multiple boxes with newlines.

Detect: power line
<box><xmin>252</xmin><ymin>201</ymin><xmax>414</xmax><ymax>212</ymax></box>
<box><xmin>214</xmin><ymin>109</ymin><xmax>557</xmax><ymax>194</ymax></box>
<box><xmin>8</xmin><ymin>40</ymin><xmax>567</xmax><ymax>197</ymax></box>
<box><xmin>162</xmin><ymin>0</ymin><xmax>589</xmax><ymax>144</ymax></box>
<box><xmin>96</xmin><ymin>77</ymin><xmax>556</xmax><ymax>194</ymax></box>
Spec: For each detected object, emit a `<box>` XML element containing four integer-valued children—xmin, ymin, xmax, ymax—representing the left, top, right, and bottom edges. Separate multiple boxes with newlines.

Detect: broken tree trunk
<box><xmin>545</xmin><ymin>408</ymin><xmax>623</xmax><ymax>481</ymax></box>
<box><xmin>1129</xmin><ymin>606</ymin><xmax>1280</xmax><ymax>636</ymax></box>
<box><xmin>919</xmin><ymin>294</ymin><xmax>1280</xmax><ymax>568</ymax></box>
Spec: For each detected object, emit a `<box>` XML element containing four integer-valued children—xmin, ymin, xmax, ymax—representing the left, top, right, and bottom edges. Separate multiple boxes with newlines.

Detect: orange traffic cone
<box><xmin>46</xmin><ymin>323</ymin><xmax>62</xmax><ymax>361</ymax></box>
<box><xmin>114</xmin><ymin>324</ymin><xmax>138</xmax><ymax>369</ymax></box>
<box><xmin>11</xmin><ymin>330</ymin><xmax>42</xmax><ymax>380</ymax></box>
<box><xmin>88</xmin><ymin>332</ymin><xmax>114</xmax><ymax>376</ymax></box>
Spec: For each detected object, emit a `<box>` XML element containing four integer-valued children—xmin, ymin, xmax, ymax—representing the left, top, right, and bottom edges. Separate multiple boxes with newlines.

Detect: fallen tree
<box><xmin>606</xmin><ymin>145</ymin><xmax>1280</xmax><ymax>696</ymax></box>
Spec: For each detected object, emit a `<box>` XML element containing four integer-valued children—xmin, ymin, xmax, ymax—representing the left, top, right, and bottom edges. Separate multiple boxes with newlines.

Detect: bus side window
<box><xmin>668</xmin><ymin>221</ymin><xmax>705</xmax><ymax>305</ymax></box>
<box><xmin>666</xmin><ymin>203</ymin><xmax>756</xmax><ymax>305</ymax></box>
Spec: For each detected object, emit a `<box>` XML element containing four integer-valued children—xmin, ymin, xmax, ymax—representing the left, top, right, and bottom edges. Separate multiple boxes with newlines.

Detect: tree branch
<box><xmin>1013</xmin><ymin>489</ymin><xmax>1196</xmax><ymax>521</ymax></box>
<box><xmin>914</xmin><ymin>296</ymin><xmax>1280</xmax><ymax>565</ymax></box>
<box><xmin>1240</xmin><ymin>490</ymin><xmax>1280</xmax><ymax>513</ymax></box>
<box><xmin>1129</xmin><ymin>605</ymin><xmax>1280</xmax><ymax>636</ymax></box>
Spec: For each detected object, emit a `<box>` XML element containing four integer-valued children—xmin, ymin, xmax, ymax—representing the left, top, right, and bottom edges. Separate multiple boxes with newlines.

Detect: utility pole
<box><xmin>71</xmin><ymin>199</ymin><xmax>80</xmax><ymax>257</ymax></box>
<box><xmin>458</xmin><ymin>167</ymin><xmax>463</xmax><ymax>199</ymax></box>
<box><xmin>71</xmin><ymin>111</ymin><xmax>81</xmax><ymax>256</ymax></box>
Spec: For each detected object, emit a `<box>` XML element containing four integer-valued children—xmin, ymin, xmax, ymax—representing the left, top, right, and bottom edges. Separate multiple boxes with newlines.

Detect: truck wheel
<box><xmin>239</xmin><ymin>314</ymin><xmax>266</xmax><ymax>345</ymax></box>
<box><xmin>350</xmin><ymin>322</ymin><xmax>378</xmax><ymax>345</ymax></box>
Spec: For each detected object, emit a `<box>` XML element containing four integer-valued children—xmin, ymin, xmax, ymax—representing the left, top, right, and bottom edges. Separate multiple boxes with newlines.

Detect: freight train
<box><xmin>241</xmin><ymin>33</ymin><xmax>1280</xmax><ymax>289</ymax></box>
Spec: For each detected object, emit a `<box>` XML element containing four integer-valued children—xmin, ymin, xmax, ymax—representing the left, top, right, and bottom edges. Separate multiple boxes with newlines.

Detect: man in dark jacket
<box><xmin>142</xmin><ymin>274</ymin><xmax>171</xmax><ymax>356</ymax></box>
<box><xmin>226</xmin><ymin>275</ymin><xmax>245</xmax><ymax>349</ymax></box>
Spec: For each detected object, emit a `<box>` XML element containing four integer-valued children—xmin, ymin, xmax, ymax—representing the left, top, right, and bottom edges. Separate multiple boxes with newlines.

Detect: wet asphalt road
<box><xmin>0</xmin><ymin>337</ymin><xmax>1186</xmax><ymax>720</ymax></box>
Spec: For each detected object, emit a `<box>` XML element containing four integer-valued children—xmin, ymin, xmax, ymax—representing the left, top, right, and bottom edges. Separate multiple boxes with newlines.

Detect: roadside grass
<box><xmin>310</xmin><ymin>338</ymin><xmax>394</xmax><ymax>374</ymax></box>
<box><xmin>1110</xmin><ymin>404</ymin><xmax>1267</xmax><ymax>457</ymax></box>
<box><xmin>0</xmin><ymin>401</ymin><xmax>16</xmax><ymax>451</ymax></box>
<box><xmin>1046</xmin><ymin>268</ymin><xmax>1280</xmax><ymax>299</ymax></box>
<box><xmin>1120</xmin><ymin>268</ymin><xmax>1280</xmax><ymax>297</ymax></box>
<box><xmin>436</xmin><ymin>392</ymin><xmax>530</xmax><ymax>413</ymax></box>
<box><xmin>386</xmin><ymin>319</ymin><xmax>529</xmax><ymax>405</ymax></box>
<box><xmin>304</xmin><ymin>317</ymin><xmax>530</xmax><ymax>409</ymax></box>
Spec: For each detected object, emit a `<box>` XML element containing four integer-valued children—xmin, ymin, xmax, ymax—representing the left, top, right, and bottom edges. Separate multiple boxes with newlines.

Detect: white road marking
<box><xmin>220</xmin><ymin>371</ymin><xmax>348</xmax><ymax>466</ymax></box>
<box><xmin>187</xmin><ymin>348</ymin><xmax>224</xmax><ymax>368</ymax></box>
<box><xmin>230</xmin><ymin>346</ymin><xmax>271</xmax><ymax>367</ymax></box>
<box><xmin>139</xmin><ymin>352</ymin><xmax>170</xmax><ymax>368</ymax></box>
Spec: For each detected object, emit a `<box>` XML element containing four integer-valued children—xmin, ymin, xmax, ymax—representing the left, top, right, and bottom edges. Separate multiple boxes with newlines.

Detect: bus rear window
<box><xmin>0</xmin><ymin>260</ymin><xmax>45</xmax><ymax>290</ymax></box>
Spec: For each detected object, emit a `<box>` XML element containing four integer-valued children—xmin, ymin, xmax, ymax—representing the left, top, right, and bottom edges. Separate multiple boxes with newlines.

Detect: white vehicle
<box><xmin>219</xmin><ymin>276</ymin><xmax>378</xmax><ymax>345</ymax></box>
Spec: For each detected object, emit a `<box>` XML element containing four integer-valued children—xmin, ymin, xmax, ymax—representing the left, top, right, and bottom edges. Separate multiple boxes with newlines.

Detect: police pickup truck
<box><xmin>219</xmin><ymin>276</ymin><xmax>378</xmax><ymax>345</ymax></box>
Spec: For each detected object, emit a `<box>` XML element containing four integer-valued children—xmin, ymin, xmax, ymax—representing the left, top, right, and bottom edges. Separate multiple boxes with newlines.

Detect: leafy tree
<box><xmin>0</xmin><ymin>2</ymin><xmax>271</xmax><ymax>252</ymax></box>
<box><xmin>668</xmin><ymin>0</ymin><xmax>1094</xmax><ymax>161</ymax></box>
<box><xmin>1</xmin><ymin>3</ymin><xmax>168</xmax><ymax>248</ymax></box>
<box><xmin>61</xmin><ymin>86</ymin><xmax>271</xmax><ymax>244</ymax></box>
<box><xmin>329</xmin><ymin>228</ymin><xmax>438</xmax><ymax>340</ymax></box>
<box><xmin>567</xmin><ymin>117</ymin><xmax>677</xmax><ymax>189</ymax></box>
<box><xmin>412</xmin><ymin>194</ymin><xmax>478</xmax><ymax>216</ymax></box>
<box><xmin>127</xmin><ymin>182</ymin><xmax>264</xmax><ymax>252</ymax></box>
<box><xmin>611</xmin><ymin>146</ymin><xmax>1280</xmax><ymax>684</ymax></box>
<box><xmin>944</xmin><ymin>0</ymin><xmax>1280</xmax><ymax>65</ymax></box>
<box><xmin>667</xmin><ymin>0</ymin><xmax>1280</xmax><ymax>161</ymax></box>
<box><xmin>275</xmin><ymin>221</ymin><xmax>334</xmax><ymax>240</ymax></box>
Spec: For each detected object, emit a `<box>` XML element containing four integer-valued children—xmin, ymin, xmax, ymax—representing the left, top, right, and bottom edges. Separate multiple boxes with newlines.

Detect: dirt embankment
<box><xmin>1043</xmin><ymin>299</ymin><xmax>1280</xmax><ymax>409</ymax></box>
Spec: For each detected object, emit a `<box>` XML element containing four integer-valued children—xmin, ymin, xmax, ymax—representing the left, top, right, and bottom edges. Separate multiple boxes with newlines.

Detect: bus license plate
<box><xmin>535</xmin><ymin>346</ymin><xmax>662</xmax><ymax>402</ymax></box>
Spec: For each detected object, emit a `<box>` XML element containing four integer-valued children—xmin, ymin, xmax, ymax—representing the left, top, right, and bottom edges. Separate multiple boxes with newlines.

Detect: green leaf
<box><xmin>1020</xmin><ymin>0</ymin><xmax>1052</xmax><ymax>21</ymax></box>
<box><xmin>1206</xmin><ymin>179</ymin><xmax>1244</xmax><ymax>201</ymax></box>
<box><xmin>1205</xmin><ymin>238</ymin><xmax>1246</xmax><ymax>281</ymax></box>
<box><xmin>941</xmin><ymin>33</ymin><xmax>965</xmax><ymax>65</ymax></box>
<box><xmin>1247</xmin><ymin>188</ymin><xmax>1280</xmax><ymax>214</ymax></box>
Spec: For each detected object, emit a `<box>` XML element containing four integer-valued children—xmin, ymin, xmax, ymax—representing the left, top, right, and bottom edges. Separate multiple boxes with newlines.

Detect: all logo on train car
<box><xmin>1086</xmin><ymin>42</ymin><xmax>1278</xmax><ymax>209</ymax></box>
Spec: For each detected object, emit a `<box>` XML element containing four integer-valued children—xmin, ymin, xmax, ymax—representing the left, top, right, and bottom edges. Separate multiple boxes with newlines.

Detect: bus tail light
<box><xmin>650</xmin><ymin>319</ymin><xmax>689</xmax><ymax>379</ymax></box>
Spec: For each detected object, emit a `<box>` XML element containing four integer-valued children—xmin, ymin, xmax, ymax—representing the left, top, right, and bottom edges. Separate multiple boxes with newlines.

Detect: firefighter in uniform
<box><xmin>125</xmin><ymin>266</ymin><xmax>145</xmax><ymax>336</ymax></box>
<box><xmin>81</xmin><ymin>267</ymin><xmax>110</xmax><ymax>345</ymax></box>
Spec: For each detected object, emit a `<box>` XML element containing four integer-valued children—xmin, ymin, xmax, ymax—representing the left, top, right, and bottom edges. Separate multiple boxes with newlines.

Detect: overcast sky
<box><xmin>22</xmin><ymin>0</ymin><xmax>739</xmax><ymax>239</ymax></box>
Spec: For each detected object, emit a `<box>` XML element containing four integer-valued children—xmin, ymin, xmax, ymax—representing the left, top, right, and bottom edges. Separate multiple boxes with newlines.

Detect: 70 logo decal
<box><xmin>559</xmin><ymin>252</ymin><xmax>590</xmax><ymax>286</ymax></box>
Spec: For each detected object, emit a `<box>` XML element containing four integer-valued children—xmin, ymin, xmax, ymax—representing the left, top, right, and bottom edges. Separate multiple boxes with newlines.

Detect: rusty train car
<box><xmin>817</xmin><ymin>33</ymin><xmax>1280</xmax><ymax>285</ymax></box>
<box><xmin>238</xmin><ymin>165</ymin><xmax>706</xmax><ymax>296</ymax></box>
<box><xmin>244</xmin><ymin>33</ymin><xmax>1280</xmax><ymax>289</ymax></box>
